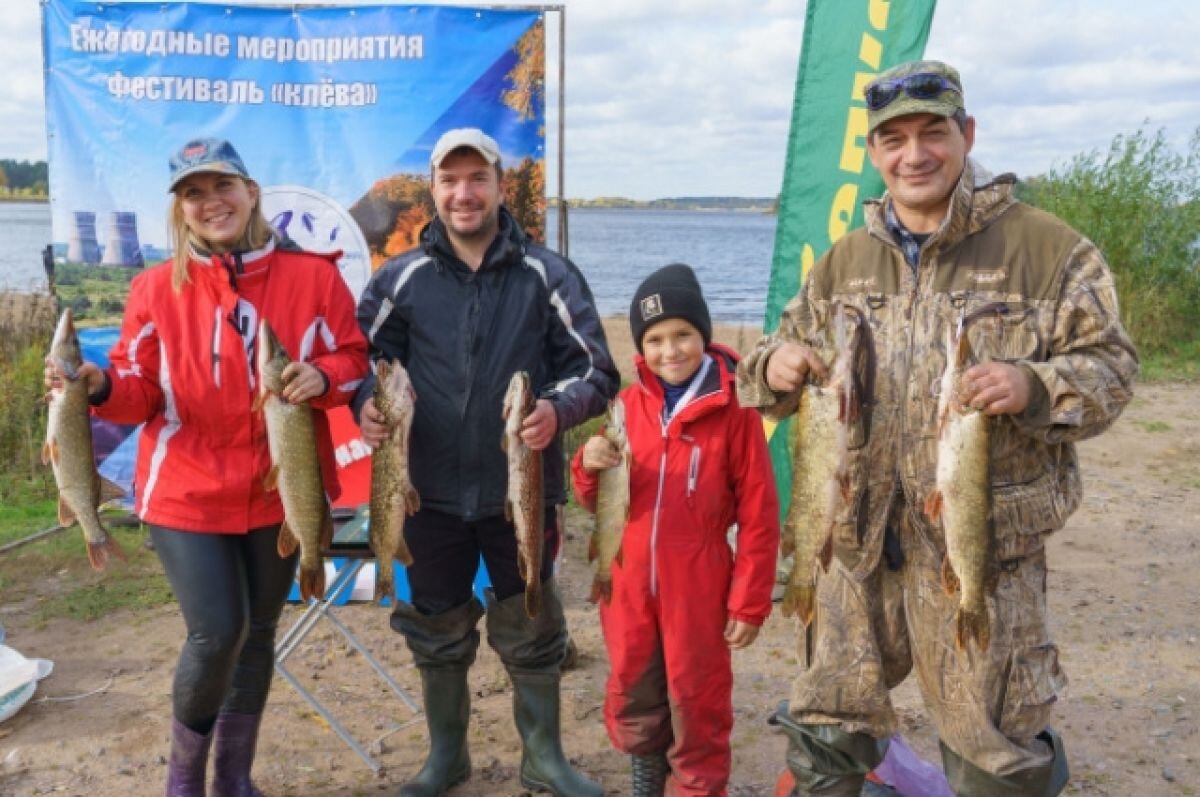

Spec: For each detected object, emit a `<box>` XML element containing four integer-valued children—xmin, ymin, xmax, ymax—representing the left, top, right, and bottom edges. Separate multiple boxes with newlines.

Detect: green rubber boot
<box><xmin>940</xmin><ymin>728</ymin><xmax>1069</xmax><ymax>797</ymax></box>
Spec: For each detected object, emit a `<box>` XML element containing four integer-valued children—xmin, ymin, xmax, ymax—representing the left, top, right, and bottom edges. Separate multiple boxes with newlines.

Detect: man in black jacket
<box><xmin>354</xmin><ymin>127</ymin><xmax>617</xmax><ymax>797</ymax></box>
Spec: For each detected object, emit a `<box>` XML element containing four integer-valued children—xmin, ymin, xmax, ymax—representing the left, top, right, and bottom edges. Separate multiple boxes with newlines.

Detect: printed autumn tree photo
<box><xmin>349</xmin><ymin>19</ymin><xmax>547</xmax><ymax>267</ymax></box>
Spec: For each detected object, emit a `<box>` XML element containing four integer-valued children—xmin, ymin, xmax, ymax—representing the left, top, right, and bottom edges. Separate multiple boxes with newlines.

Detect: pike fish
<box><xmin>43</xmin><ymin>308</ymin><xmax>127</xmax><ymax>571</ymax></box>
<box><xmin>368</xmin><ymin>358</ymin><xmax>420</xmax><ymax>603</ymax></box>
<box><xmin>256</xmin><ymin>319</ymin><xmax>333</xmax><ymax>602</ymax></box>
<box><xmin>780</xmin><ymin>305</ymin><xmax>864</xmax><ymax>626</ymax></box>
<box><xmin>588</xmin><ymin>398</ymin><xmax>630</xmax><ymax>604</ymax></box>
<box><xmin>924</xmin><ymin>323</ymin><xmax>993</xmax><ymax>652</ymax></box>
<box><xmin>502</xmin><ymin>370</ymin><xmax>543</xmax><ymax>618</ymax></box>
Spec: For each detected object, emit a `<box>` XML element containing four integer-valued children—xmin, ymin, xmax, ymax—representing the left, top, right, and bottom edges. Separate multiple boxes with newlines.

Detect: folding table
<box><xmin>273</xmin><ymin>509</ymin><xmax>419</xmax><ymax>772</ymax></box>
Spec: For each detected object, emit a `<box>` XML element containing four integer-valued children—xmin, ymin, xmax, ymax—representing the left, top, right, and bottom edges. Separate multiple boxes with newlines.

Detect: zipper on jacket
<box><xmin>686</xmin><ymin>443</ymin><xmax>701</xmax><ymax>499</ymax></box>
<box><xmin>649</xmin><ymin>421</ymin><xmax>669</xmax><ymax>597</ymax></box>
<box><xmin>211</xmin><ymin>307</ymin><xmax>224</xmax><ymax>387</ymax></box>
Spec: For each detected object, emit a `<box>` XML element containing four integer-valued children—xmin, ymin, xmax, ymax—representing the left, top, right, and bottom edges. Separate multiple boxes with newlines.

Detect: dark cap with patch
<box><xmin>629</xmin><ymin>263</ymin><xmax>712</xmax><ymax>354</ymax></box>
<box><xmin>168</xmin><ymin>137</ymin><xmax>250</xmax><ymax>192</ymax></box>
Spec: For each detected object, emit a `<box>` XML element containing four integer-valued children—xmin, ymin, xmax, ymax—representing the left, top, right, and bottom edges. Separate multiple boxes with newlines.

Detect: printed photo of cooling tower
<box><xmin>66</xmin><ymin>210</ymin><xmax>145</xmax><ymax>268</ymax></box>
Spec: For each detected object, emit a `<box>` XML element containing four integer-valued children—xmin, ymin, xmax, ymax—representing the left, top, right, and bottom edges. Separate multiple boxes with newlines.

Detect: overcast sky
<box><xmin>3</xmin><ymin>0</ymin><xmax>1197</xmax><ymax>199</ymax></box>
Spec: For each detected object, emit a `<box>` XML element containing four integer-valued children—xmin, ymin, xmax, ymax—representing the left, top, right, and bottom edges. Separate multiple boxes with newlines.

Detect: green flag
<box><xmin>765</xmin><ymin>0</ymin><xmax>937</xmax><ymax>515</ymax></box>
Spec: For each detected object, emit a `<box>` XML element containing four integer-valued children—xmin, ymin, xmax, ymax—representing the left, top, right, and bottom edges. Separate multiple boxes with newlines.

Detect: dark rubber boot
<box><xmin>484</xmin><ymin>581</ymin><xmax>603</xmax><ymax>797</ymax></box>
<box><xmin>941</xmin><ymin>728</ymin><xmax>1070</xmax><ymax>797</ymax></box>
<box><xmin>211</xmin><ymin>712</ymin><xmax>265</xmax><ymax>797</ymax></box>
<box><xmin>768</xmin><ymin>703</ymin><xmax>886</xmax><ymax>796</ymax></box>
<box><xmin>631</xmin><ymin>752</ymin><xmax>670</xmax><ymax>797</ymax></box>
<box><xmin>390</xmin><ymin>597</ymin><xmax>485</xmax><ymax>797</ymax></box>
<box><xmin>166</xmin><ymin>718</ymin><xmax>213</xmax><ymax>797</ymax></box>
<box><xmin>511</xmin><ymin>672</ymin><xmax>603</xmax><ymax>797</ymax></box>
<box><xmin>398</xmin><ymin>668</ymin><xmax>472</xmax><ymax>797</ymax></box>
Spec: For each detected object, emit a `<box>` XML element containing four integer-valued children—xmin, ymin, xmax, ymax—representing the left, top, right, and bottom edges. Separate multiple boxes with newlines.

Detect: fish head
<box><xmin>603</xmin><ymin>398</ymin><xmax>627</xmax><ymax>445</ymax></box>
<box><xmin>49</xmin><ymin>307</ymin><xmax>83</xmax><ymax>377</ymax></box>
<box><xmin>502</xmin><ymin>370</ymin><xmax>533</xmax><ymax>428</ymax></box>
<box><xmin>256</xmin><ymin>319</ymin><xmax>291</xmax><ymax>395</ymax></box>
<box><xmin>375</xmin><ymin>358</ymin><xmax>414</xmax><ymax>422</ymax></box>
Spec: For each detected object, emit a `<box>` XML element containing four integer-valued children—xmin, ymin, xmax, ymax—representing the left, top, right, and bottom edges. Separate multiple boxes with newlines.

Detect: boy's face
<box><xmin>641</xmin><ymin>317</ymin><xmax>705</xmax><ymax>386</ymax></box>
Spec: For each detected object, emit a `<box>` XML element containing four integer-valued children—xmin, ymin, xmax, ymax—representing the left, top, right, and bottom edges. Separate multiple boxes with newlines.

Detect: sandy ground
<box><xmin>1</xmin><ymin>321</ymin><xmax>1197</xmax><ymax>796</ymax></box>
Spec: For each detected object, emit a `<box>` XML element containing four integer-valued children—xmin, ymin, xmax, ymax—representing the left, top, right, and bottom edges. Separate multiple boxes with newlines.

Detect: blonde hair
<box><xmin>167</xmin><ymin>177</ymin><xmax>275</xmax><ymax>291</ymax></box>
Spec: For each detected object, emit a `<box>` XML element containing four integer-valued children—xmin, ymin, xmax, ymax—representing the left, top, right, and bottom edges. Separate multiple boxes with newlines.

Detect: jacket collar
<box><xmin>422</xmin><ymin>206</ymin><xmax>526</xmax><ymax>274</ymax></box>
<box><xmin>634</xmin><ymin>343</ymin><xmax>740</xmax><ymax>427</ymax></box>
<box><xmin>863</xmin><ymin>158</ymin><xmax>1019</xmax><ymax>252</ymax></box>
<box><xmin>190</xmin><ymin>234</ymin><xmax>277</xmax><ymax>269</ymax></box>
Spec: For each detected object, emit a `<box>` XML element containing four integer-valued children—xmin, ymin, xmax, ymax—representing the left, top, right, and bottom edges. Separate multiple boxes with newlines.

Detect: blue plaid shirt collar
<box><xmin>883</xmin><ymin>199</ymin><xmax>925</xmax><ymax>270</ymax></box>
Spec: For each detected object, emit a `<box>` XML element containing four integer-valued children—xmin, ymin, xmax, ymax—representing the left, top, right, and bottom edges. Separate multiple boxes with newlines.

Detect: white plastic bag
<box><xmin>0</xmin><ymin>644</ymin><xmax>54</xmax><ymax>723</ymax></box>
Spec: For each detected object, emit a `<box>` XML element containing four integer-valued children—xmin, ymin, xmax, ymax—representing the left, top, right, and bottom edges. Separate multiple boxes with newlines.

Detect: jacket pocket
<box><xmin>991</xmin><ymin>469</ymin><xmax>1077</xmax><ymax>560</ymax></box>
<box><xmin>998</xmin><ymin>642</ymin><xmax>1068</xmax><ymax>743</ymax></box>
<box><xmin>956</xmin><ymin>297</ymin><xmax>1043</xmax><ymax>363</ymax></box>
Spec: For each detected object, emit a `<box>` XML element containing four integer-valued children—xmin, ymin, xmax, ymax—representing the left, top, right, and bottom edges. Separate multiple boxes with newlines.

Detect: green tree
<box><xmin>1022</xmin><ymin>126</ymin><xmax>1200</xmax><ymax>357</ymax></box>
<box><xmin>0</xmin><ymin>164</ymin><xmax>8</xmax><ymax>194</ymax></box>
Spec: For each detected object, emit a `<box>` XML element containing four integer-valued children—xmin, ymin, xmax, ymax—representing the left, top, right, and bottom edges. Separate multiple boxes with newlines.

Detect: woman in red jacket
<box><xmin>572</xmin><ymin>264</ymin><xmax>780</xmax><ymax>797</ymax></box>
<box><xmin>46</xmin><ymin>138</ymin><xmax>368</xmax><ymax>796</ymax></box>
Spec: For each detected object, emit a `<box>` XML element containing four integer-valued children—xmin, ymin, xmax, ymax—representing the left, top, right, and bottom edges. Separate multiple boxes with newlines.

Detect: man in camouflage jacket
<box><xmin>737</xmin><ymin>60</ymin><xmax>1137</xmax><ymax>796</ymax></box>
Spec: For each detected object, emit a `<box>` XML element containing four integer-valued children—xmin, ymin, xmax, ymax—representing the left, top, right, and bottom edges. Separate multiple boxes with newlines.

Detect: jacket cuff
<box><xmin>728</xmin><ymin>610</ymin><xmax>766</xmax><ymax>627</ymax></box>
<box><xmin>1014</xmin><ymin>362</ymin><xmax>1052</xmax><ymax>427</ymax></box>
<box><xmin>88</xmin><ymin>370</ymin><xmax>113</xmax><ymax>406</ymax></box>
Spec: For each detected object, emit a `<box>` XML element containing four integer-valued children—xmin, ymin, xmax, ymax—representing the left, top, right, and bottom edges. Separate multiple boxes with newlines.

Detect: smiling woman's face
<box><xmin>175</xmin><ymin>172</ymin><xmax>258</xmax><ymax>252</ymax></box>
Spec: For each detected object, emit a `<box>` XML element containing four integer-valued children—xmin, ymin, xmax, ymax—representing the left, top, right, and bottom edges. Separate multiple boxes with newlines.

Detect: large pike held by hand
<box><xmin>588</xmin><ymin>398</ymin><xmax>630</xmax><ymax>604</ymax></box>
<box><xmin>502</xmin><ymin>371</ymin><xmax>543</xmax><ymax>618</ymax></box>
<box><xmin>43</xmin><ymin>308</ymin><xmax>126</xmax><ymax>571</ymax></box>
<box><xmin>256</xmin><ymin>319</ymin><xmax>333</xmax><ymax>602</ymax></box>
<box><xmin>368</xmin><ymin>358</ymin><xmax>420</xmax><ymax>603</ymax></box>
<box><xmin>781</xmin><ymin>305</ymin><xmax>864</xmax><ymax>626</ymax></box>
<box><xmin>924</xmin><ymin>324</ymin><xmax>993</xmax><ymax>652</ymax></box>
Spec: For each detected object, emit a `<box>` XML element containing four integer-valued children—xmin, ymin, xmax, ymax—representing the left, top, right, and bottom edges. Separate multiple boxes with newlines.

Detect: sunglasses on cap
<box><xmin>864</xmin><ymin>72</ymin><xmax>961</xmax><ymax>111</ymax></box>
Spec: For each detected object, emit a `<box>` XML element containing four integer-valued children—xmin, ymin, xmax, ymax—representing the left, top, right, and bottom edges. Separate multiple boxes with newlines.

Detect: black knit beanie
<box><xmin>629</xmin><ymin>263</ymin><xmax>712</xmax><ymax>354</ymax></box>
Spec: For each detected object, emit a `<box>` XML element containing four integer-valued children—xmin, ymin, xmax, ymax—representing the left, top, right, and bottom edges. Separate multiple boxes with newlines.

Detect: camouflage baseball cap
<box><xmin>865</xmin><ymin>60</ymin><xmax>964</xmax><ymax>134</ymax></box>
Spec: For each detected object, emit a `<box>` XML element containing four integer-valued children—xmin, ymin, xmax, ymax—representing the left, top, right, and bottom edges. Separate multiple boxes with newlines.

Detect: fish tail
<box><xmin>374</xmin><ymin>563</ymin><xmax>393</xmax><ymax>605</ymax></box>
<box><xmin>955</xmin><ymin>606</ymin><xmax>991</xmax><ymax>652</ymax></box>
<box><xmin>525</xmin><ymin>581</ymin><xmax>542</xmax><ymax>619</ymax></box>
<box><xmin>940</xmin><ymin>555</ymin><xmax>961</xmax><ymax>596</ymax></box>
<box><xmin>781</xmin><ymin>583</ymin><xmax>816</xmax><ymax>626</ymax></box>
<box><xmin>300</xmin><ymin>562</ymin><xmax>326</xmax><ymax>603</ymax></box>
<box><xmin>86</xmin><ymin>531</ymin><xmax>126</xmax><ymax>572</ymax></box>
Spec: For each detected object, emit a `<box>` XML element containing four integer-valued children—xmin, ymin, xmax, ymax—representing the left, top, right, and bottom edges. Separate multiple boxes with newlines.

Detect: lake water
<box><xmin>0</xmin><ymin>202</ymin><xmax>776</xmax><ymax>324</ymax></box>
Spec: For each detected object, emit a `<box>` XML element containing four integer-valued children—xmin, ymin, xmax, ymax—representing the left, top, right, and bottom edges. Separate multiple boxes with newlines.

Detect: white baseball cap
<box><xmin>430</xmin><ymin>128</ymin><xmax>501</xmax><ymax>168</ymax></box>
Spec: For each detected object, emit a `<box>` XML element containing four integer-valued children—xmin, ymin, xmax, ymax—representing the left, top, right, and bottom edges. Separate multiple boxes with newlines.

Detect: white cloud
<box><xmin>1</xmin><ymin>0</ymin><xmax>1197</xmax><ymax>197</ymax></box>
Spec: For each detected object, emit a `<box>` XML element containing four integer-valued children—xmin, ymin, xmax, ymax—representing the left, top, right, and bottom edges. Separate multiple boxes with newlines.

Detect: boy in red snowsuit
<box><xmin>571</xmin><ymin>263</ymin><xmax>780</xmax><ymax>796</ymax></box>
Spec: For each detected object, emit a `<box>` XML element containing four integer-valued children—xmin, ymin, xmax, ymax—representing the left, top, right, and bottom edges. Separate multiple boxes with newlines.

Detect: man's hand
<box><xmin>724</xmin><ymin>618</ymin><xmax>760</xmax><ymax>649</ymax></box>
<box><xmin>520</xmin><ymin>399</ymin><xmax>558</xmax><ymax>451</ymax></box>
<box><xmin>280</xmin><ymin>362</ymin><xmax>327</xmax><ymax>404</ymax></box>
<box><xmin>962</xmin><ymin>362</ymin><xmax>1032</xmax><ymax>416</ymax></box>
<box><xmin>580</xmin><ymin>435</ymin><xmax>620</xmax><ymax>474</ymax></box>
<box><xmin>357</xmin><ymin>397</ymin><xmax>389</xmax><ymax>448</ymax></box>
<box><xmin>44</xmin><ymin>357</ymin><xmax>105</xmax><ymax>397</ymax></box>
<box><xmin>765</xmin><ymin>343</ymin><xmax>828</xmax><ymax>393</ymax></box>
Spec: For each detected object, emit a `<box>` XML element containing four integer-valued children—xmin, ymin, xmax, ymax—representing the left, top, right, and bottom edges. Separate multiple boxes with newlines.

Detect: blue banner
<box><xmin>42</xmin><ymin>0</ymin><xmax>547</xmax><ymax>297</ymax></box>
